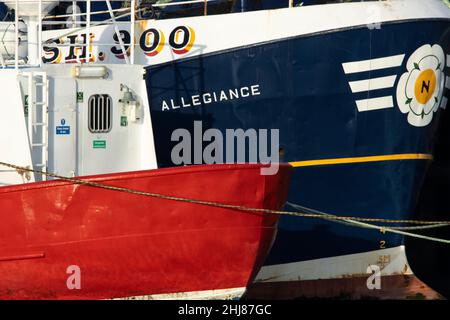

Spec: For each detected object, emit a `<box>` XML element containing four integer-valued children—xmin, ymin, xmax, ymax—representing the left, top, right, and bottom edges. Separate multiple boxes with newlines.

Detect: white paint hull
<box><xmin>245</xmin><ymin>246</ymin><xmax>442</xmax><ymax>299</ymax></box>
<box><xmin>115</xmin><ymin>287</ymin><xmax>246</xmax><ymax>300</ymax></box>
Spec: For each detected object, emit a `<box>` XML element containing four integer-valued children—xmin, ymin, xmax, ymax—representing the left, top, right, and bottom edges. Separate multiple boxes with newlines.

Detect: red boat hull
<box><xmin>0</xmin><ymin>164</ymin><xmax>291</xmax><ymax>299</ymax></box>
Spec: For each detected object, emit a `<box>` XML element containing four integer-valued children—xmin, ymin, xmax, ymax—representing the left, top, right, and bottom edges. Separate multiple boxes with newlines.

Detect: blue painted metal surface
<box><xmin>144</xmin><ymin>20</ymin><xmax>450</xmax><ymax>265</ymax></box>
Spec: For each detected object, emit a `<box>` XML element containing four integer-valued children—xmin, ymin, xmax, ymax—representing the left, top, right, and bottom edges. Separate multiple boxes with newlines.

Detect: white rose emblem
<box><xmin>396</xmin><ymin>44</ymin><xmax>445</xmax><ymax>127</ymax></box>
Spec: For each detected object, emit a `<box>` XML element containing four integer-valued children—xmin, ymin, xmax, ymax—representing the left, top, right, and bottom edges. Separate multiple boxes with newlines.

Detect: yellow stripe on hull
<box><xmin>289</xmin><ymin>153</ymin><xmax>433</xmax><ymax>168</ymax></box>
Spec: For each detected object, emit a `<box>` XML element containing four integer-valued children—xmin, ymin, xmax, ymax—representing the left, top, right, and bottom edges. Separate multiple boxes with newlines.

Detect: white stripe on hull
<box><xmin>255</xmin><ymin>246</ymin><xmax>411</xmax><ymax>283</ymax></box>
<box><xmin>114</xmin><ymin>287</ymin><xmax>246</xmax><ymax>300</ymax></box>
<box><xmin>342</xmin><ymin>56</ymin><xmax>403</xmax><ymax>112</ymax></box>
<box><xmin>355</xmin><ymin>96</ymin><xmax>394</xmax><ymax>111</ymax></box>
<box><xmin>348</xmin><ymin>75</ymin><xmax>398</xmax><ymax>93</ymax></box>
<box><xmin>343</xmin><ymin>55</ymin><xmax>405</xmax><ymax>74</ymax></box>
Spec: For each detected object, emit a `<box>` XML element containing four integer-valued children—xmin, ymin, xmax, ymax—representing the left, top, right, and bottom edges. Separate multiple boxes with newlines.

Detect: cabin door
<box><xmin>48</xmin><ymin>77</ymin><xmax>78</xmax><ymax>178</ymax></box>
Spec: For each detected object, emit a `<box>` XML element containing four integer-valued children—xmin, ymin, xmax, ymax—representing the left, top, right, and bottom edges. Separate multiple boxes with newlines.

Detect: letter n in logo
<box><xmin>421</xmin><ymin>80</ymin><xmax>431</xmax><ymax>94</ymax></box>
<box><xmin>366</xmin><ymin>265</ymin><xmax>381</xmax><ymax>290</ymax></box>
<box><xmin>66</xmin><ymin>265</ymin><xmax>81</xmax><ymax>290</ymax></box>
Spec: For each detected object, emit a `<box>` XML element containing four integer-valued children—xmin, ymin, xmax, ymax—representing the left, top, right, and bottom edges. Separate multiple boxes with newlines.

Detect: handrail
<box><xmin>151</xmin><ymin>0</ymin><xmax>216</xmax><ymax>8</ymax></box>
<box><xmin>71</xmin><ymin>0</ymin><xmax>76</xmax><ymax>26</ymax></box>
<box><xmin>43</xmin><ymin>6</ymin><xmax>129</xmax><ymax>19</ymax></box>
<box><xmin>5</xmin><ymin>0</ymin><xmax>141</xmax><ymax>67</ymax></box>
<box><xmin>105</xmin><ymin>0</ymin><xmax>129</xmax><ymax>64</ymax></box>
<box><xmin>41</xmin><ymin>0</ymin><xmax>222</xmax><ymax>21</ymax></box>
<box><xmin>5</xmin><ymin>0</ymin><xmax>297</xmax><ymax>68</ymax></box>
<box><xmin>38</xmin><ymin>0</ymin><xmax>42</xmax><ymax>66</ymax></box>
<box><xmin>42</xmin><ymin>6</ymin><xmax>147</xmax><ymax>46</ymax></box>
<box><xmin>14</xmin><ymin>0</ymin><xmax>18</xmax><ymax>69</ymax></box>
<box><xmin>130</xmin><ymin>0</ymin><xmax>135</xmax><ymax>64</ymax></box>
<box><xmin>86</xmin><ymin>0</ymin><xmax>90</xmax><ymax>64</ymax></box>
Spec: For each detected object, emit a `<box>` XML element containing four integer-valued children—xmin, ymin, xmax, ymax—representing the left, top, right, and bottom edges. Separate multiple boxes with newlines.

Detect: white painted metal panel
<box><xmin>48</xmin><ymin>76</ymin><xmax>77</xmax><ymax>178</ymax></box>
<box><xmin>0</xmin><ymin>70</ymin><xmax>34</xmax><ymax>186</ymax></box>
<box><xmin>76</xmin><ymin>65</ymin><xmax>158</xmax><ymax>176</ymax></box>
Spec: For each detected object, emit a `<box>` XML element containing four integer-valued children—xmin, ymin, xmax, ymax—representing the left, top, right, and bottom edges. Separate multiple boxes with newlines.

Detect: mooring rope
<box><xmin>286</xmin><ymin>202</ymin><xmax>450</xmax><ymax>244</ymax></box>
<box><xmin>1</xmin><ymin>161</ymin><xmax>450</xmax><ymax>244</ymax></box>
<box><xmin>285</xmin><ymin>202</ymin><xmax>449</xmax><ymax>230</ymax></box>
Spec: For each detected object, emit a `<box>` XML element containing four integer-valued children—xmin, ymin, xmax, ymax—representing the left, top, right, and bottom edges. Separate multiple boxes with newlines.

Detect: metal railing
<box><xmin>5</xmin><ymin>0</ymin><xmax>137</xmax><ymax>68</ymax></box>
<box><xmin>4</xmin><ymin>0</ymin><xmax>297</xmax><ymax>69</ymax></box>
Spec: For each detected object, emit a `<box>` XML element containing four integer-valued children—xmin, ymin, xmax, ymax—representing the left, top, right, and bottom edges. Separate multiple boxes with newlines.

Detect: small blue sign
<box><xmin>56</xmin><ymin>126</ymin><xmax>70</xmax><ymax>135</ymax></box>
<box><xmin>61</xmin><ymin>119</ymin><xmax>66</xmax><ymax>125</ymax></box>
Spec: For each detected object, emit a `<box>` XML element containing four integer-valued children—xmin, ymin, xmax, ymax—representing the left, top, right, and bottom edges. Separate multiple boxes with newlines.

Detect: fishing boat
<box><xmin>1</xmin><ymin>0</ymin><xmax>449</xmax><ymax>299</ymax></box>
<box><xmin>0</xmin><ymin>1</ymin><xmax>293</xmax><ymax>300</ymax></box>
<box><xmin>0</xmin><ymin>163</ymin><xmax>291</xmax><ymax>299</ymax></box>
<box><xmin>405</xmin><ymin>96</ymin><xmax>450</xmax><ymax>300</ymax></box>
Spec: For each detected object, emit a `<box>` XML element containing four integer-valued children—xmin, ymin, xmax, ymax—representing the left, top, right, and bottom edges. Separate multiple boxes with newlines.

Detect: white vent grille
<box><xmin>88</xmin><ymin>94</ymin><xmax>112</xmax><ymax>133</ymax></box>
